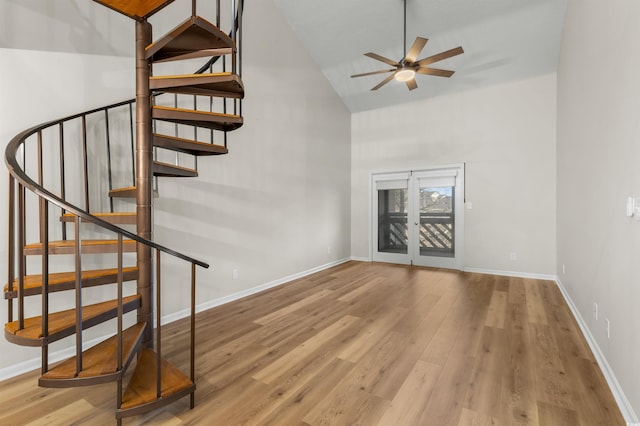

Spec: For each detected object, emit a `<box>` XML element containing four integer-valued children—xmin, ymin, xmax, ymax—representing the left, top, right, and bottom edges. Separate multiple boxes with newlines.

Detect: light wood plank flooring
<box><xmin>0</xmin><ymin>261</ymin><xmax>625</xmax><ymax>425</ymax></box>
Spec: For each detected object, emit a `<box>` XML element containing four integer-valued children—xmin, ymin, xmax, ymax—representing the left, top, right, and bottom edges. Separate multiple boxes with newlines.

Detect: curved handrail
<box><xmin>5</xmin><ymin>114</ymin><xmax>209</xmax><ymax>269</ymax></box>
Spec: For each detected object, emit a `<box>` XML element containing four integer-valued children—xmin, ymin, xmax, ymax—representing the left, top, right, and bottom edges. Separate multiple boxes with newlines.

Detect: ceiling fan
<box><xmin>351</xmin><ymin>0</ymin><xmax>464</xmax><ymax>91</ymax></box>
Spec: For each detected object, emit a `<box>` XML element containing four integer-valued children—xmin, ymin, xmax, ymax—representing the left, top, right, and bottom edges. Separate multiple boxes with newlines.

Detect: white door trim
<box><xmin>370</xmin><ymin>164</ymin><xmax>465</xmax><ymax>270</ymax></box>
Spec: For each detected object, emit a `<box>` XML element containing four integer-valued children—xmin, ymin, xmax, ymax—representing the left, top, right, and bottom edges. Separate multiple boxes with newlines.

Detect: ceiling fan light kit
<box><xmin>351</xmin><ymin>0</ymin><xmax>464</xmax><ymax>91</ymax></box>
<box><xmin>395</xmin><ymin>68</ymin><xmax>416</xmax><ymax>82</ymax></box>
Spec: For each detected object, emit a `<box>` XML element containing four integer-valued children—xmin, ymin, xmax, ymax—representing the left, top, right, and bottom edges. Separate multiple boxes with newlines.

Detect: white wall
<box><xmin>0</xmin><ymin>47</ymin><xmax>135</xmax><ymax>374</ymax></box>
<box><xmin>0</xmin><ymin>0</ymin><xmax>351</xmax><ymax>376</ymax></box>
<box><xmin>152</xmin><ymin>0</ymin><xmax>352</xmax><ymax>309</ymax></box>
<box><xmin>351</xmin><ymin>74</ymin><xmax>557</xmax><ymax>276</ymax></box>
<box><xmin>557</xmin><ymin>0</ymin><xmax>640</xmax><ymax>419</ymax></box>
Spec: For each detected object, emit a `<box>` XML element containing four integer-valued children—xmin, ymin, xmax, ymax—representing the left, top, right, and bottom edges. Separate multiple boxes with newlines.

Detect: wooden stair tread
<box><xmin>93</xmin><ymin>0</ymin><xmax>175</xmax><ymax>20</ymax></box>
<box><xmin>149</xmin><ymin>72</ymin><xmax>244</xmax><ymax>98</ymax></box>
<box><xmin>118</xmin><ymin>349</ymin><xmax>194</xmax><ymax>416</ymax></box>
<box><xmin>61</xmin><ymin>212</ymin><xmax>137</xmax><ymax>225</ymax></box>
<box><xmin>4</xmin><ymin>295</ymin><xmax>141</xmax><ymax>346</ymax></box>
<box><xmin>38</xmin><ymin>323</ymin><xmax>146</xmax><ymax>388</ymax></box>
<box><xmin>109</xmin><ymin>186</ymin><xmax>159</xmax><ymax>199</ymax></box>
<box><xmin>39</xmin><ymin>323</ymin><xmax>146</xmax><ymax>387</ymax></box>
<box><xmin>153</xmin><ymin>161</ymin><xmax>198</xmax><ymax>178</ymax></box>
<box><xmin>146</xmin><ymin>16</ymin><xmax>235</xmax><ymax>63</ymax></box>
<box><xmin>153</xmin><ymin>105</ymin><xmax>243</xmax><ymax>131</ymax></box>
<box><xmin>24</xmin><ymin>239</ymin><xmax>136</xmax><ymax>255</ymax></box>
<box><xmin>154</xmin><ymin>134</ymin><xmax>228</xmax><ymax>156</ymax></box>
<box><xmin>3</xmin><ymin>267</ymin><xmax>138</xmax><ymax>299</ymax></box>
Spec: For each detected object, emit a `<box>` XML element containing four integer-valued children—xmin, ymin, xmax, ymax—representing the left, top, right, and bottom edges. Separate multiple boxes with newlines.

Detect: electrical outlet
<box><xmin>232</xmin><ymin>269</ymin><xmax>239</xmax><ymax>280</ymax></box>
<box><xmin>605</xmin><ymin>318</ymin><xmax>610</xmax><ymax>339</ymax></box>
<box><xmin>593</xmin><ymin>302</ymin><xmax>598</xmax><ymax>321</ymax></box>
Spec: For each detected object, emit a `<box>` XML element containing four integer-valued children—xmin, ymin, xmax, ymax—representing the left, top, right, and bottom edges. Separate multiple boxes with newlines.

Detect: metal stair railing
<box><xmin>4</xmin><ymin>0</ymin><xmax>244</xmax><ymax>413</ymax></box>
<box><xmin>6</xmin><ymin>118</ymin><xmax>208</xmax><ymax>379</ymax></box>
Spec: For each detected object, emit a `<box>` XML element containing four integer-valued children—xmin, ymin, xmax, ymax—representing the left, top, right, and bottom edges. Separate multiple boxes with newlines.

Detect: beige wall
<box><xmin>351</xmin><ymin>74</ymin><xmax>557</xmax><ymax>276</ymax></box>
<box><xmin>557</xmin><ymin>0</ymin><xmax>640</xmax><ymax>418</ymax></box>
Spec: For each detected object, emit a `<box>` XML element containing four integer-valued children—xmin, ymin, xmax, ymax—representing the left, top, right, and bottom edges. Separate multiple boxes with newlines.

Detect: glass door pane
<box><xmin>418</xmin><ymin>186</ymin><xmax>454</xmax><ymax>258</ymax></box>
<box><xmin>377</xmin><ymin>188</ymin><xmax>408</xmax><ymax>254</ymax></box>
<box><xmin>372</xmin><ymin>167</ymin><xmax>463</xmax><ymax>269</ymax></box>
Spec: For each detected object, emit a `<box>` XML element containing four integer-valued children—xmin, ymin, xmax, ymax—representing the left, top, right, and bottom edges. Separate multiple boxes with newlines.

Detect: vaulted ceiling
<box><xmin>273</xmin><ymin>0</ymin><xmax>567</xmax><ymax>112</ymax></box>
<box><xmin>1</xmin><ymin>0</ymin><xmax>567</xmax><ymax>113</ymax></box>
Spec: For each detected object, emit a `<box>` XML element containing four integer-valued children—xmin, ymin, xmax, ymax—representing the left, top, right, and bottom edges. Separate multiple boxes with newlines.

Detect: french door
<box><xmin>371</xmin><ymin>165</ymin><xmax>464</xmax><ymax>270</ymax></box>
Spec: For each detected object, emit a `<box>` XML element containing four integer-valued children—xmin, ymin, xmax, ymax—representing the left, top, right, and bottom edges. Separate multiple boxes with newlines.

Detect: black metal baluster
<box><xmin>190</xmin><ymin>262</ymin><xmax>196</xmax><ymax>408</ymax></box>
<box><xmin>129</xmin><ymin>103</ymin><xmax>136</xmax><ymax>188</ymax></box>
<box><xmin>82</xmin><ymin>116</ymin><xmax>90</xmax><ymax>212</ymax></box>
<box><xmin>59</xmin><ymin>123</ymin><xmax>67</xmax><ymax>240</ymax></box>
<box><xmin>105</xmin><ymin>109</ymin><xmax>114</xmax><ymax>212</ymax></box>
<box><xmin>74</xmin><ymin>216</ymin><xmax>83</xmax><ymax>375</ymax></box>
<box><xmin>156</xmin><ymin>250</ymin><xmax>162</xmax><ymax>399</ymax></box>
<box><xmin>40</xmin><ymin>200</ymin><xmax>49</xmax><ymax>374</ymax></box>
<box><xmin>17</xmin><ymin>183</ymin><xmax>25</xmax><ymax>330</ymax></box>
<box><xmin>7</xmin><ymin>175</ymin><xmax>15</xmax><ymax>322</ymax></box>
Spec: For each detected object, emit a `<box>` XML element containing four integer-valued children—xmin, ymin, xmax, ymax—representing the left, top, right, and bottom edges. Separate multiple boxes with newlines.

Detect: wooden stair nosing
<box><xmin>153</xmin><ymin>161</ymin><xmax>198</xmax><ymax>178</ymax></box>
<box><xmin>146</xmin><ymin>15</ymin><xmax>235</xmax><ymax>63</ymax></box>
<box><xmin>153</xmin><ymin>106</ymin><xmax>243</xmax><ymax>132</ymax></box>
<box><xmin>109</xmin><ymin>187</ymin><xmax>159</xmax><ymax>199</ymax></box>
<box><xmin>117</xmin><ymin>348</ymin><xmax>195</xmax><ymax>418</ymax></box>
<box><xmin>3</xmin><ymin>267</ymin><xmax>138</xmax><ymax>299</ymax></box>
<box><xmin>93</xmin><ymin>0</ymin><xmax>176</xmax><ymax>20</ymax></box>
<box><xmin>24</xmin><ymin>239</ymin><xmax>137</xmax><ymax>256</ymax></box>
<box><xmin>61</xmin><ymin>212</ymin><xmax>137</xmax><ymax>225</ymax></box>
<box><xmin>153</xmin><ymin>134</ymin><xmax>228</xmax><ymax>156</ymax></box>
<box><xmin>149</xmin><ymin>72</ymin><xmax>244</xmax><ymax>99</ymax></box>
<box><xmin>4</xmin><ymin>295</ymin><xmax>141</xmax><ymax>347</ymax></box>
<box><xmin>39</xmin><ymin>323</ymin><xmax>146</xmax><ymax>388</ymax></box>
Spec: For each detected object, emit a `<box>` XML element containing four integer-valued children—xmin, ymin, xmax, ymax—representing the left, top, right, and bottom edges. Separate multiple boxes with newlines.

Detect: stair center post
<box><xmin>136</xmin><ymin>20</ymin><xmax>154</xmax><ymax>349</ymax></box>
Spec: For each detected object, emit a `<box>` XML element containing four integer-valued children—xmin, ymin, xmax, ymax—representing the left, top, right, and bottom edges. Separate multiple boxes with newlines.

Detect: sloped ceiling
<box><xmin>1</xmin><ymin>0</ymin><xmax>567</xmax><ymax>114</ymax></box>
<box><xmin>274</xmin><ymin>0</ymin><xmax>567</xmax><ymax>112</ymax></box>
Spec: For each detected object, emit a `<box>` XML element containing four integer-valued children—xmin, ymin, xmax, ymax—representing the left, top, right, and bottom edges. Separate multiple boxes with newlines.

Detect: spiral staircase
<box><xmin>3</xmin><ymin>0</ymin><xmax>244</xmax><ymax>422</ymax></box>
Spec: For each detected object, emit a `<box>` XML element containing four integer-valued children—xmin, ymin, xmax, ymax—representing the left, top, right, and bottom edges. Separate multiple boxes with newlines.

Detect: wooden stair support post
<box><xmin>136</xmin><ymin>19</ymin><xmax>154</xmax><ymax>349</ymax></box>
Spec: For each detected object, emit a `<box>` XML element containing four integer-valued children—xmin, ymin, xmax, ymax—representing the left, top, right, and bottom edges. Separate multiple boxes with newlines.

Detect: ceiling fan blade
<box><xmin>364</xmin><ymin>52</ymin><xmax>400</xmax><ymax>67</ymax></box>
<box><xmin>406</xmin><ymin>78</ymin><xmax>418</xmax><ymax>91</ymax></box>
<box><xmin>416</xmin><ymin>67</ymin><xmax>455</xmax><ymax>78</ymax></box>
<box><xmin>404</xmin><ymin>37</ymin><xmax>428</xmax><ymax>64</ymax></box>
<box><xmin>351</xmin><ymin>69</ymin><xmax>396</xmax><ymax>78</ymax></box>
<box><xmin>417</xmin><ymin>46</ymin><xmax>464</xmax><ymax>67</ymax></box>
<box><xmin>371</xmin><ymin>72</ymin><xmax>397</xmax><ymax>91</ymax></box>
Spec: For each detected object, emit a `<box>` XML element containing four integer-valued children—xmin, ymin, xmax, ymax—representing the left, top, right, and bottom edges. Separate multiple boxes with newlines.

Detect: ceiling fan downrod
<box><xmin>403</xmin><ymin>0</ymin><xmax>408</xmax><ymax>60</ymax></box>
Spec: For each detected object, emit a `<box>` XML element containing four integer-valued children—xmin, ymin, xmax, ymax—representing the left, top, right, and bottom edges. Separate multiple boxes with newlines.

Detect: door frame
<box><xmin>370</xmin><ymin>164</ymin><xmax>465</xmax><ymax>270</ymax></box>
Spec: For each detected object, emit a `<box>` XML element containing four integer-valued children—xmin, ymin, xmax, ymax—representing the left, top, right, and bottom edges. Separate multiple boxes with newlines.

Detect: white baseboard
<box><xmin>163</xmin><ymin>257</ymin><xmax>351</xmax><ymax>325</ymax></box>
<box><xmin>350</xmin><ymin>256</ymin><xmax>370</xmax><ymax>262</ymax></box>
<box><xmin>0</xmin><ymin>257</ymin><xmax>352</xmax><ymax>382</ymax></box>
<box><xmin>555</xmin><ymin>278</ymin><xmax>638</xmax><ymax>424</ymax></box>
<box><xmin>463</xmin><ymin>267</ymin><xmax>556</xmax><ymax>281</ymax></box>
<box><xmin>0</xmin><ymin>334</ymin><xmax>115</xmax><ymax>382</ymax></box>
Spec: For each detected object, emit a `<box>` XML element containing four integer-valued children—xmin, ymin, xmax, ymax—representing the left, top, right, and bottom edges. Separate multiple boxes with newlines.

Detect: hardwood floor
<box><xmin>0</xmin><ymin>261</ymin><xmax>625</xmax><ymax>425</ymax></box>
